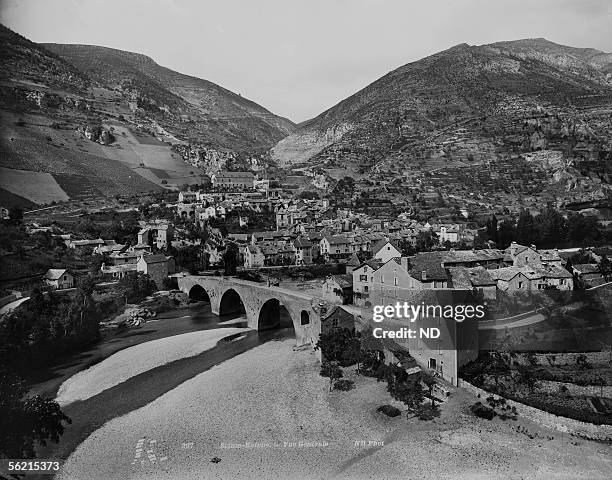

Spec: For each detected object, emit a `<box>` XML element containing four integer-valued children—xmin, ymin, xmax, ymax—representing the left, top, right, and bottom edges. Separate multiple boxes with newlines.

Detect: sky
<box><xmin>1</xmin><ymin>0</ymin><xmax>611</xmax><ymax>122</ymax></box>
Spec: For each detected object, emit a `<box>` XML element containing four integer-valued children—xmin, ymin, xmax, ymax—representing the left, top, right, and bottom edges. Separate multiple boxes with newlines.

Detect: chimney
<box><xmin>510</xmin><ymin>241</ymin><xmax>518</xmax><ymax>256</ymax></box>
<box><xmin>530</xmin><ymin>244</ymin><xmax>537</xmax><ymax>251</ymax></box>
<box><xmin>421</xmin><ymin>270</ymin><xmax>427</xmax><ymax>281</ymax></box>
<box><xmin>400</xmin><ymin>257</ymin><xmax>409</xmax><ymax>270</ymax></box>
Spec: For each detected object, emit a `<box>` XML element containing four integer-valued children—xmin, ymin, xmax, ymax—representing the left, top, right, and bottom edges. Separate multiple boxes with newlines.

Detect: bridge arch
<box><xmin>188</xmin><ymin>284</ymin><xmax>210</xmax><ymax>302</ymax></box>
<box><xmin>257</xmin><ymin>298</ymin><xmax>295</xmax><ymax>331</ymax></box>
<box><xmin>219</xmin><ymin>288</ymin><xmax>246</xmax><ymax>317</ymax></box>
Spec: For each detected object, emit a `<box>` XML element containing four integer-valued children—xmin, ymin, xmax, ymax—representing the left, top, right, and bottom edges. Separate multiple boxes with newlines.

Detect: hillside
<box><xmin>0</xmin><ymin>24</ymin><xmax>295</xmax><ymax>205</ymax></box>
<box><xmin>42</xmin><ymin>43</ymin><xmax>296</xmax><ymax>150</ymax></box>
<box><xmin>272</xmin><ymin>38</ymin><xmax>612</xmax><ymax>191</ymax></box>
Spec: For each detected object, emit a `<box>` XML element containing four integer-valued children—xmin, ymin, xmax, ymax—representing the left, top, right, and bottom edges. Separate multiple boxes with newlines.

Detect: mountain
<box><xmin>0</xmin><ymin>24</ymin><xmax>90</xmax><ymax>92</ymax></box>
<box><xmin>42</xmin><ymin>43</ymin><xmax>295</xmax><ymax>149</ymax></box>
<box><xmin>272</xmin><ymin>38</ymin><xmax>612</xmax><ymax>185</ymax></box>
<box><xmin>0</xmin><ymin>24</ymin><xmax>294</xmax><ymax>205</ymax></box>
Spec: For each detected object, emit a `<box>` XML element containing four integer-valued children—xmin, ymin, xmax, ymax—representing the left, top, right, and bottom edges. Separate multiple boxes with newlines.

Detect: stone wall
<box><xmin>537</xmin><ymin>380</ymin><xmax>612</xmax><ymax>399</ymax></box>
<box><xmin>511</xmin><ymin>351</ymin><xmax>611</xmax><ymax>366</ymax></box>
<box><xmin>459</xmin><ymin>379</ymin><xmax>612</xmax><ymax>441</ymax></box>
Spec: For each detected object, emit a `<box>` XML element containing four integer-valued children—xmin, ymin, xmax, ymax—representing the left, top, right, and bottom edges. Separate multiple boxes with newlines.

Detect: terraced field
<box><xmin>0</xmin><ymin>111</ymin><xmax>163</xmax><ymax>202</ymax></box>
<box><xmin>0</xmin><ymin>167</ymin><xmax>69</xmax><ymax>204</ymax></box>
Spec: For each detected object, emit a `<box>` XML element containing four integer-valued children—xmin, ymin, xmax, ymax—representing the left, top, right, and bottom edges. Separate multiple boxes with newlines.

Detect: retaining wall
<box><xmin>459</xmin><ymin>378</ymin><xmax>612</xmax><ymax>441</ymax></box>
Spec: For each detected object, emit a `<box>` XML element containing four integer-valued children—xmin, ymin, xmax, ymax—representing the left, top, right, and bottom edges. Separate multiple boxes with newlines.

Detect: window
<box><xmin>359</xmin><ymin>275</ymin><xmax>368</xmax><ymax>281</ymax></box>
<box><xmin>518</xmin><ymin>281</ymin><xmax>523</xmax><ymax>289</ymax></box>
<box><xmin>380</xmin><ymin>275</ymin><xmax>384</xmax><ymax>284</ymax></box>
<box><xmin>394</xmin><ymin>277</ymin><xmax>398</xmax><ymax>286</ymax></box>
<box><xmin>331</xmin><ymin>318</ymin><xmax>339</xmax><ymax>328</ymax></box>
<box><xmin>364</xmin><ymin>286</ymin><xmax>369</xmax><ymax>292</ymax></box>
<box><xmin>387</xmin><ymin>246</ymin><xmax>390</xmax><ymax>250</ymax></box>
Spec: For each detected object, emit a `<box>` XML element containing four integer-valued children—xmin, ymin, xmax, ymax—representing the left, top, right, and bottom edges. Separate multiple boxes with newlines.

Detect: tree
<box><xmin>315</xmin><ymin>328</ymin><xmax>359</xmax><ymax>366</ymax></box>
<box><xmin>8</xmin><ymin>207</ymin><xmax>23</xmax><ymax>221</ymax></box>
<box><xmin>599</xmin><ymin>255</ymin><xmax>612</xmax><ymax>282</ymax></box>
<box><xmin>515</xmin><ymin>209</ymin><xmax>535</xmax><ymax>245</ymax></box>
<box><xmin>0</xmin><ymin>368</ymin><xmax>71</xmax><ymax>458</ymax></box>
<box><xmin>117</xmin><ymin>272</ymin><xmax>157</xmax><ymax>303</ymax></box>
<box><xmin>320</xmin><ymin>361</ymin><xmax>343</xmax><ymax>392</ymax></box>
<box><xmin>485</xmin><ymin>214</ymin><xmax>498</xmax><ymax>244</ymax></box>
<box><xmin>223</xmin><ymin>242</ymin><xmax>239</xmax><ymax>276</ymax></box>
<box><xmin>420</xmin><ymin>371</ymin><xmax>437</xmax><ymax>407</ymax></box>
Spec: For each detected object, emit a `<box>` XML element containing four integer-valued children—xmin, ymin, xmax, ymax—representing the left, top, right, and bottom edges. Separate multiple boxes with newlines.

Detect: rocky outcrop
<box><xmin>271</xmin><ymin>122</ymin><xmax>354</xmax><ymax>167</ymax></box>
<box><xmin>77</xmin><ymin>123</ymin><xmax>115</xmax><ymax>145</ymax></box>
<box><xmin>171</xmin><ymin>143</ymin><xmax>236</xmax><ymax>174</ymax></box>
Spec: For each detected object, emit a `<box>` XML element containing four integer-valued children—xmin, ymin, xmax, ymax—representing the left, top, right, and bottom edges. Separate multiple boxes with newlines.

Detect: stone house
<box><xmin>322</xmin><ymin>274</ymin><xmax>353</xmax><ymax>305</ymax></box>
<box><xmin>351</xmin><ymin>259</ymin><xmax>382</xmax><ymax>307</ymax></box>
<box><xmin>244</xmin><ymin>245</ymin><xmax>265</xmax><ymax>268</ymax></box>
<box><xmin>320</xmin><ymin>235</ymin><xmax>351</xmax><ymax>260</ymax></box>
<box><xmin>292</xmin><ymin>237</ymin><xmax>313</xmax><ymax>265</ymax></box>
<box><xmin>372</xmin><ymin>239</ymin><xmax>402</xmax><ymax>263</ymax></box>
<box><xmin>43</xmin><ymin>269</ymin><xmax>75</xmax><ymax>290</ymax></box>
<box><xmin>320</xmin><ymin>305</ymin><xmax>355</xmax><ymax>335</ymax></box>
<box><xmin>211</xmin><ymin>171</ymin><xmax>254</xmax><ymax>189</ymax></box>
<box><xmin>138</xmin><ymin>223</ymin><xmax>174</xmax><ymax>250</ymax></box>
<box><xmin>136</xmin><ymin>254</ymin><xmax>175</xmax><ymax>289</ymax></box>
<box><xmin>572</xmin><ymin>264</ymin><xmax>605</xmax><ymax>288</ymax></box>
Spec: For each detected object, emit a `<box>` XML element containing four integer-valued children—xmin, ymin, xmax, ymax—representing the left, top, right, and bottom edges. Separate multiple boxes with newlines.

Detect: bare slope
<box><xmin>43</xmin><ymin>43</ymin><xmax>296</xmax><ymax>151</ymax></box>
<box><xmin>272</xmin><ymin>39</ymin><xmax>612</xmax><ymax>171</ymax></box>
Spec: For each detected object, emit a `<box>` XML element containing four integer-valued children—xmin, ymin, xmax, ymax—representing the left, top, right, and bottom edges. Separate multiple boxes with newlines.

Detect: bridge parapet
<box><xmin>178</xmin><ymin>275</ymin><xmax>324</xmax><ymax>347</ymax></box>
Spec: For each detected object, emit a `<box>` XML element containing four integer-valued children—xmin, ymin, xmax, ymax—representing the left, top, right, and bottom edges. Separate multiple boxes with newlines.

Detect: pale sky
<box><xmin>1</xmin><ymin>0</ymin><xmax>611</xmax><ymax>122</ymax></box>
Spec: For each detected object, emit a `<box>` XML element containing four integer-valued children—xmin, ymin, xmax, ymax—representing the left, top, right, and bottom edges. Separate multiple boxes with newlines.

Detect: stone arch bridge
<box><xmin>177</xmin><ymin>275</ymin><xmax>323</xmax><ymax>346</ymax></box>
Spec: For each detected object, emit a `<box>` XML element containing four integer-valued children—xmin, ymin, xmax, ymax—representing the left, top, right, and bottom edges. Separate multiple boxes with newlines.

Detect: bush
<box><xmin>320</xmin><ymin>362</ymin><xmax>343</xmax><ymax>379</ymax></box>
<box><xmin>470</xmin><ymin>401</ymin><xmax>496</xmax><ymax>420</ymax></box>
<box><xmin>377</xmin><ymin>405</ymin><xmax>401</xmax><ymax>417</ymax></box>
<box><xmin>334</xmin><ymin>379</ymin><xmax>354</xmax><ymax>391</ymax></box>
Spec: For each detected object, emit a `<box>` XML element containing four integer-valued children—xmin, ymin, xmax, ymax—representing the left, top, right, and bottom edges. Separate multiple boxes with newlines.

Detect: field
<box><xmin>0</xmin><ymin>111</ymin><xmax>163</xmax><ymax>201</ymax></box>
<box><xmin>0</xmin><ymin>167</ymin><xmax>69</xmax><ymax>204</ymax></box>
<box><xmin>0</xmin><ymin>186</ymin><xmax>36</xmax><ymax>209</ymax></box>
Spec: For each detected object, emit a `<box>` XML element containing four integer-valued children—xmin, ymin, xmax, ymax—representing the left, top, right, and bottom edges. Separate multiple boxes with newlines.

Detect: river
<box><xmin>31</xmin><ymin>302</ymin><xmax>295</xmax><ymax>467</ymax></box>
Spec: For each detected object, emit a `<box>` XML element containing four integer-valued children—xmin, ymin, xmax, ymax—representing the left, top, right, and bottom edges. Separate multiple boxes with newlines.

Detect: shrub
<box><xmin>470</xmin><ymin>401</ymin><xmax>496</xmax><ymax>420</ymax></box>
<box><xmin>334</xmin><ymin>379</ymin><xmax>354</xmax><ymax>391</ymax></box>
<box><xmin>377</xmin><ymin>405</ymin><xmax>401</xmax><ymax>417</ymax></box>
<box><xmin>320</xmin><ymin>361</ymin><xmax>343</xmax><ymax>379</ymax></box>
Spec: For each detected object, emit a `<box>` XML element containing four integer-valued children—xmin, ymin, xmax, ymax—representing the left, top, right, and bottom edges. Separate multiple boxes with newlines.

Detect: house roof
<box><xmin>214</xmin><ymin>171</ymin><xmax>254</xmax><ymax>178</ymax></box>
<box><xmin>141</xmin><ymin>254</ymin><xmax>170</xmax><ymax>264</ymax></box>
<box><xmin>328</xmin><ymin>274</ymin><xmax>353</xmax><ymax>289</ymax></box>
<box><xmin>293</xmin><ymin>237</ymin><xmax>313</xmax><ymax>248</ymax></box>
<box><xmin>346</xmin><ymin>253</ymin><xmax>361</xmax><ymax>267</ymax></box>
<box><xmin>487</xmin><ymin>266</ymin><xmax>523</xmax><ymax>282</ymax></box>
<box><xmin>372</xmin><ymin>238</ymin><xmax>401</xmax><ymax>256</ymax></box>
<box><xmin>448</xmin><ymin>266</ymin><xmax>496</xmax><ymax>288</ymax></box>
<box><xmin>572</xmin><ymin>263</ymin><xmax>600</xmax><ymax>274</ymax></box>
<box><xmin>44</xmin><ymin>268</ymin><xmax>69</xmax><ymax>280</ymax></box>
<box><xmin>324</xmin><ymin>235</ymin><xmax>349</xmax><ymax>245</ymax></box>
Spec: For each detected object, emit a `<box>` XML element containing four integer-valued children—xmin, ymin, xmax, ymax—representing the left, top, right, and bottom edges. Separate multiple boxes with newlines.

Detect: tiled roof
<box><xmin>572</xmin><ymin>263</ymin><xmax>600</xmax><ymax>274</ymax></box>
<box><xmin>329</xmin><ymin>274</ymin><xmax>353</xmax><ymax>289</ymax></box>
<box><xmin>215</xmin><ymin>171</ymin><xmax>254</xmax><ymax>178</ymax></box>
<box><xmin>372</xmin><ymin>238</ymin><xmax>401</xmax><ymax>255</ymax></box>
<box><xmin>141</xmin><ymin>254</ymin><xmax>170</xmax><ymax>264</ymax></box>
<box><xmin>45</xmin><ymin>268</ymin><xmax>68</xmax><ymax>280</ymax></box>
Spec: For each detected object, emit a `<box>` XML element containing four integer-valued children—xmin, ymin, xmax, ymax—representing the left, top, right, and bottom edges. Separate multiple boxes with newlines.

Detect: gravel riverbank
<box><xmin>56</xmin><ymin>327</ymin><xmax>248</xmax><ymax>405</ymax></box>
<box><xmin>57</xmin><ymin>338</ymin><xmax>611</xmax><ymax>480</ymax></box>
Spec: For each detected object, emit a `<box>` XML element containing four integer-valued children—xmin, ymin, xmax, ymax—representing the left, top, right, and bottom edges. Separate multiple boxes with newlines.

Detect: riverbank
<box><xmin>57</xmin><ymin>339</ymin><xmax>612</xmax><ymax>480</ymax></box>
<box><xmin>56</xmin><ymin>327</ymin><xmax>249</xmax><ymax>405</ymax></box>
<box><xmin>26</xmin><ymin>303</ymin><xmax>225</xmax><ymax>399</ymax></box>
